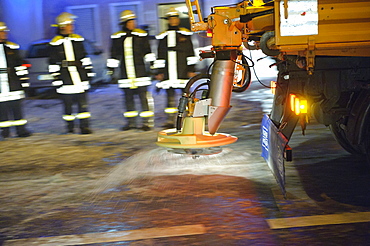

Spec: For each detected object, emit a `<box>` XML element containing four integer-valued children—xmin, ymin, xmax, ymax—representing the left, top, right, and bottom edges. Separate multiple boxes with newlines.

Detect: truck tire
<box><xmin>365</xmin><ymin>129</ymin><xmax>370</xmax><ymax>166</ymax></box>
<box><xmin>260</xmin><ymin>31</ymin><xmax>280</xmax><ymax>56</ymax></box>
<box><xmin>329</xmin><ymin>122</ymin><xmax>363</xmax><ymax>156</ymax></box>
<box><xmin>363</xmin><ymin>112</ymin><xmax>370</xmax><ymax>166</ymax></box>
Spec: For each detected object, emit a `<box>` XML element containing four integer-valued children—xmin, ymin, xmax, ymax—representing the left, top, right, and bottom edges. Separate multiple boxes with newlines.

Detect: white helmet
<box><xmin>56</xmin><ymin>12</ymin><xmax>76</xmax><ymax>27</ymax></box>
<box><xmin>0</xmin><ymin>22</ymin><xmax>9</xmax><ymax>32</ymax></box>
<box><xmin>120</xmin><ymin>10</ymin><xmax>137</xmax><ymax>23</ymax></box>
<box><xmin>164</xmin><ymin>7</ymin><xmax>180</xmax><ymax>18</ymax></box>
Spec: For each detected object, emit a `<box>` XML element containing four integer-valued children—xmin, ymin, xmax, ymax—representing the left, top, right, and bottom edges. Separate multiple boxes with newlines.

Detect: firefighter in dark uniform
<box><xmin>49</xmin><ymin>12</ymin><xmax>94</xmax><ymax>134</ymax></box>
<box><xmin>107</xmin><ymin>10</ymin><xmax>155</xmax><ymax>131</ymax></box>
<box><xmin>0</xmin><ymin>22</ymin><xmax>31</xmax><ymax>138</ymax></box>
<box><xmin>154</xmin><ymin>7</ymin><xmax>198</xmax><ymax>128</ymax></box>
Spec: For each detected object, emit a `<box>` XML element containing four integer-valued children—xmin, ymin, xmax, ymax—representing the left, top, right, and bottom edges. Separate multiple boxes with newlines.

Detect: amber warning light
<box><xmin>289</xmin><ymin>94</ymin><xmax>307</xmax><ymax>115</ymax></box>
<box><xmin>206</xmin><ymin>29</ymin><xmax>213</xmax><ymax>38</ymax></box>
<box><xmin>270</xmin><ymin>81</ymin><xmax>277</xmax><ymax>95</ymax></box>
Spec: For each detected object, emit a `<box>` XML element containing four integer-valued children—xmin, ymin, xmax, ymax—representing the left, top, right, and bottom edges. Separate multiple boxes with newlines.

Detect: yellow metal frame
<box><xmin>186</xmin><ymin>0</ymin><xmax>274</xmax><ymax>48</ymax></box>
<box><xmin>186</xmin><ymin>0</ymin><xmax>208</xmax><ymax>32</ymax></box>
<box><xmin>275</xmin><ymin>0</ymin><xmax>370</xmax><ymax>57</ymax></box>
<box><xmin>186</xmin><ymin>0</ymin><xmax>370</xmax><ymax>57</ymax></box>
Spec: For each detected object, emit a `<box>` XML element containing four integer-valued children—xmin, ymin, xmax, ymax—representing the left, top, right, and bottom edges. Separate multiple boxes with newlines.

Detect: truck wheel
<box><xmin>344</xmin><ymin>90</ymin><xmax>370</xmax><ymax>166</ymax></box>
<box><xmin>260</xmin><ymin>31</ymin><xmax>280</xmax><ymax>57</ymax></box>
<box><xmin>329</xmin><ymin>122</ymin><xmax>363</xmax><ymax>156</ymax></box>
<box><xmin>363</xmin><ymin>114</ymin><xmax>370</xmax><ymax>166</ymax></box>
<box><xmin>365</xmin><ymin>129</ymin><xmax>370</xmax><ymax>166</ymax></box>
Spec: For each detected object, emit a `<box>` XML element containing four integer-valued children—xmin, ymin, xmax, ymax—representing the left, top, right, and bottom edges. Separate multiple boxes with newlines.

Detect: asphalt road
<box><xmin>0</xmin><ymin>83</ymin><xmax>369</xmax><ymax>245</ymax></box>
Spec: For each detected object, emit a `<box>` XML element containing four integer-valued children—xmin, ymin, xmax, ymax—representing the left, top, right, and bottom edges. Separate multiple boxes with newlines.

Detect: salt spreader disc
<box><xmin>156</xmin><ymin>117</ymin><xmax>237</xmax><ymax>149</ymax></box>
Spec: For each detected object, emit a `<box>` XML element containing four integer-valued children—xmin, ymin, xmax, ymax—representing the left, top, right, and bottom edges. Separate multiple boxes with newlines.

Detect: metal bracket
<box><xmin>306</xmin><ymin>37</ymin><xmax>316</xmax><ymax>74</ymax></box>
<box><xmin>186</xmin><ymin>0</ymin><xmax>208</xmax><ymax>32</ymax></box>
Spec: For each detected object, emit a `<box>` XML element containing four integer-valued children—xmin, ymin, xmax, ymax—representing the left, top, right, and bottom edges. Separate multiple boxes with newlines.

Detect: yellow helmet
<box><xmin>164</xmin><ymin>7</ymin><xmax>180</xmax><ymax>18</ymax></box>
<box><xmin>55</xmin><ymin>12</ymin><xmax>76</xmax><ymax>27</ymax></box>
<box><xmin>0</xmin><ymin>22</ymin><xmax>9</xmax><ymax>32</ymax></box>
<box><xmin>120</xmin><ymin>10</ymin><xmax>137</xmax><ymax>23</ymax></box>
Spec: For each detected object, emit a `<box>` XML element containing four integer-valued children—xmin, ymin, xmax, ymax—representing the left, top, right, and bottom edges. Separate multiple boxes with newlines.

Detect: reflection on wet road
<box><xmin>0</xmin><ymin>83</ymin><xmax>369</xmax><ymax>245</ymax></box>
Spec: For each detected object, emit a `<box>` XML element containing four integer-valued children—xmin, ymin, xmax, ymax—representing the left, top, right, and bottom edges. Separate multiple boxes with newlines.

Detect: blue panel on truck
<box><xmin>261</xmin><ymin>114</ymin><xmax>288</xmax><ymax>197</ymax></box>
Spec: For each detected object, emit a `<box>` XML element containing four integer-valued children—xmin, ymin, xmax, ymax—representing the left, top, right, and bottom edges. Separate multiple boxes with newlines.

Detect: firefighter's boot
<box><xmin>66</xmin><ymin>121</ymin><xmax>74</xmax><ymax>134</ymax></box>
<box><xmin>16</xmin><ymin>125</ymin><xmax>32</xmax><ymax>137</ymax></box>
<box><xmin>162</xmin><ymin>113</ymin><xmax>176</xmax><ymax>129</ymax></box>
<box><xmin>80</xmin><ymin>119</ymin><xmax>92</xmax><ymax>134</ymax></box>
<box><xmin>141</xmin><ymin>117</ymin><xmax>153</xmax><ymax>131</ymax></box>
<box><xmin>121</xmin><ymin>117</ymin><xmax>136</xmax><ymax>131</ymax></box>
<box><xmin>1</xmin><ymin>127</ymin><xmax>10</xmax><ymax>138</ymax></box>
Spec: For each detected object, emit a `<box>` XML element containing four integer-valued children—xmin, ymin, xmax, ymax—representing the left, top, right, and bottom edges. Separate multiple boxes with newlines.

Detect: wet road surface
<box><xmin>0</xmin><ymin>84</ymin><xmax>369</xmax><ymax>245</ymax></box>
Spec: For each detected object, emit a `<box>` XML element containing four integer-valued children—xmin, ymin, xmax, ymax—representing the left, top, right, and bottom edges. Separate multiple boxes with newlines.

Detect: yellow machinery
<box><xmin>157</xmin><ymin>0</ymin><xmax>370</xmax><ymax>188</ymax></box>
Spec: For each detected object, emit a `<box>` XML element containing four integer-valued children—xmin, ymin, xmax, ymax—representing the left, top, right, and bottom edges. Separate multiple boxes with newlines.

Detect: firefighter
<box><xmin>49</xmin><ymin>12</ymin><xmax>94</xmax><ymax>134</ymax></box>
<box><xmin>0</xmin><ymin>22</ymin><xmax>31</xmax><ymax>138</ymax></box>
<box><xmin>153</xmin><ymin>7</ymin><xmax>198</xmax><ymax>128</ymax></box>
<box><xmin>107</xmin><ymin>10</ymin><xmax>155</xmax><ymax>131</ymax></box>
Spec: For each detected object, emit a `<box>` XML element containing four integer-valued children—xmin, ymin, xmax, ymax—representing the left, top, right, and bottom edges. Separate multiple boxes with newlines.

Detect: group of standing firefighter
<box><xmin>0</xmin><ymin>7</ymin><xmax>197</xmax><ymax>138</ymax></box>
